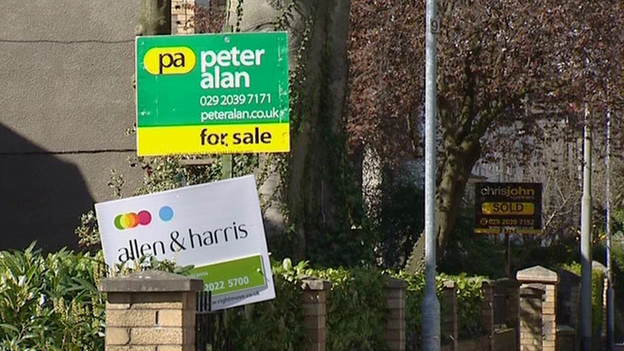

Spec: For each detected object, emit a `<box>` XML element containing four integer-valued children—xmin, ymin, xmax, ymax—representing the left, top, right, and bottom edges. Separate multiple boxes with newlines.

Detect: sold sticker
<box><xmin>481</xmin><ymin>202</ymin><xmax>535</xmax><ymax>215</ymax></box>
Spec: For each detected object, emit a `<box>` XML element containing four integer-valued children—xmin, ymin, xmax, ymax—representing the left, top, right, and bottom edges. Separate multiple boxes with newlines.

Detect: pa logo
<box><xmin>143</xmin><ymin>47</ymin><xmax>196</xmax><ymax>75</ymax></box>
<box><xmin>114</xmin><ymin>206</ymin><xmax>175</xmax><ymax>230</ymax></box>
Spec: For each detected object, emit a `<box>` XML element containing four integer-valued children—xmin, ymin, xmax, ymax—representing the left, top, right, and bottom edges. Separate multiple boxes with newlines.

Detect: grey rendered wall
<box><xmin>0</xmin><ymin>0</ymin><xmax>143</xmax><ymax>250</ymax></box>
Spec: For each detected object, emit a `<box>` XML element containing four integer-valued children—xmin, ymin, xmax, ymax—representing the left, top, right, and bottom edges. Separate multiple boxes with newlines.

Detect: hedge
<box><xmin>562</xmin><ymin>262</ymin><xmax>605</xmax><ymax>336</ymax></box>
<box><xmin>0</xmin><ymin>248</ymin><xmax>487</xmax><ymax>351</ymax></box>
<box><xmin>0</xmin><ymin>245</ymin><xmax>105</xmax><ymax>351</ymax></box>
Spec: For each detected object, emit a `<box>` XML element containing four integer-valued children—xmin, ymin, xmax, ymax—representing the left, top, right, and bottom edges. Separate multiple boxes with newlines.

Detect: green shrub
<box><xmin>0</xmin><ymin>244</ymin><xmax>194</xmax><ymax>351</ymax></box>
<box><xmin>392</xmin><ymin>271</ymin><xmax>486</xmax><ymax>350</ymax></box>
<box><xmin>0</xmin><ymin>244</ymin><xmax>106</xmax><ymax>351</ymax></box>
<box><xmin>207</xmin><ymin>260</ymin><xmax>389</xmax><ymax>351</ymax></box>
<box><xmin>0</xmin><ymin>246</ymin><xmax>489</xmax><ymax>351</ymax></box>
<box><xmin>442</xmin><ymin>274</ymin><xmax>486</xmax><ymax>339</ymax></box>
<box><xmin>212</xmin><ymin>259</ymin><xmax>307</xmax><ymax>351</ymax></box>
<box><xmin>374</xmin><ymin>181</ymin><xmax>425</xmax><ymax>270</ymax></box>
<box><xmin>562</xmin><ymin>262</ymin><xmax>605</xmax><ymax>336</ymax></box>
<box><xmin>313</xmin><ymin>266</ymin><xmax>388</xmax><ymax>351</ymax></box>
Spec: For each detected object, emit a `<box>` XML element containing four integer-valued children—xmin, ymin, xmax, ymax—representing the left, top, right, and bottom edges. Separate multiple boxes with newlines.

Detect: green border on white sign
<box><xmin>189</xmin><ymin>255</ymin><xmax>266</xmax><ymax>296</ymax></box>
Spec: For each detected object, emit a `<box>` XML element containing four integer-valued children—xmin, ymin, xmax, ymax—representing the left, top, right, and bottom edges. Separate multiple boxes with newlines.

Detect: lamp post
<box><xmin>422</xmin><ymin>0</ymin><xmax>441</xmax><ymax>349</ymax></box>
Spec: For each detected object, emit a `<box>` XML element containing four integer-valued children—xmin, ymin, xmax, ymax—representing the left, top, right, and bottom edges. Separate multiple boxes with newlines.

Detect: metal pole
<box><xmin>221</xmin><ymin>155</ymin><xmax>233</xmax><ymax>179</ymax></box>
<box><xmin>606</xmin><ymin>107</ymin><xmax>614</xmax><ymax>351</ymax></box>
<box><xmin>221</xmin><ymin>14</ymin><xmax>234</xmax><ymax>181</ymax></box>
<box><xmin>505</xmin><ymin>232</ymin><xmax>511</xmax><ymax>278</ymax></box>
<box><xmin>422</xmin><ymin>0</ymin><xmax>440</xmax><ymax>348</ymax></box>
<box><xmin>580</xmin><ymin>109</ymin><xmax>593</xmax><ymax>351</ymax></box>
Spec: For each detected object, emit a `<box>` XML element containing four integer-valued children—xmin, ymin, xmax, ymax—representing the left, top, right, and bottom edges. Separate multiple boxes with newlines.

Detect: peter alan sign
<box><xmin>95</xmin><ymin>175</ymin><xmax>275</xmax><ymax>310</ymax></box>
<box><xmin>135</xmin><ymin>32</ymin><xmax>290</xmax><ymax>156</ymax></box>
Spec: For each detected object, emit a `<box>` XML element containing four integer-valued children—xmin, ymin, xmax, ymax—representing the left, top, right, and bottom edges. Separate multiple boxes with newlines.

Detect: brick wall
<box><xmin>542</xmin><ymin>284</ymin><xmax>557</xmax><ymax>351</ymax></box>
<box><xmin>493</xmin><ymin>328</ymin><xmax>517</xmax><ymax>351</ymax></box>
<box><xmin>456</xmin><ymin>336</ymin><xmax>490</xmax><ymax>351</ymax></box>
<box><xmin>517</xmin><ymin>265</ymin><xmax>559</xmax><ymax>351</ymax></box>
<box><xmin>556</xmin><ymin>325</ymin><xmax>575</xmax><ymax>351</ymax></box>
<box><xmin>301</xmin><ymin>278</ymin><xmax>331</xmax><ymax>351</ymax></box>
<box><xmin>102</xmin><ymin>273</ymin><xmax>526</xmax><ymax>351</ymax></box>
<box><xmin>106</xmin><ymin>292</ymin><xmax>196</xmax><ymax>347</ymax></box>
<box><xmin>481</xmin><ymin>281</ymin><xmax>495</xmax><ymax>335</ymax></box>
<box><xmin>385</xmin><ymin>277</ymin><xmax>408</xmax><ymax>351</ymax></box>
<box><xmin>101</xmin><ymin>271</ymin><xmax>203</xmax><ymax>351</ymax></box>
<box><xmin>441</xmin><ymin>281</ymin><xmax>459</xmax><ymax>349</ymax></box>
<box><xmin>557</xmin><ymin>268</ymin><xmax>580</xmax><ymax>329</ymax></box>
<box><xmin>519</xmin><ymin>287</ymin><xmax>544</xmax><ymax>351</ymax></box>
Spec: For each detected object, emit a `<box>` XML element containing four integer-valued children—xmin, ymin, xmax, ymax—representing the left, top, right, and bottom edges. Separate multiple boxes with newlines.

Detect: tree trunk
<box><xmin>436</xmin><ymin>140</ymin><xmax>481</xmax><ymax>253</ymax></box>
<box><xmin>228</xmin><ymin>0</ymin><xmax>352</xmax><ymax>262</ymax></box>
<box><xmin>405</xmin><ymin>115</ymin><xmax>482</xmax><ymax>272</ymax></box>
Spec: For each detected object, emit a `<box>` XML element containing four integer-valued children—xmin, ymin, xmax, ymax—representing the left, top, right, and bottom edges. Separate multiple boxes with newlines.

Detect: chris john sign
<box><xmin>136</xmin><ymin>32</ymin><xmax>290</xmax><ymax>156</ymax></box>
<box><xmin>95</xmin><ymin>175</ymin><xmax>275</xmax><ymax>310</ymax></box>
<box><xmin>474</xmin><ymin>182</ymin><xmax>542</xmax><ymax>235</ymax></box>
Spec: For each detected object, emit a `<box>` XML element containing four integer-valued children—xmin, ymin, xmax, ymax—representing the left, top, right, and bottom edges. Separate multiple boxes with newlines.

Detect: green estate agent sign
<box><xmin>136</xmin><ymin>32</ymin><xmax>290</xmax><ymax>156</ymax></box>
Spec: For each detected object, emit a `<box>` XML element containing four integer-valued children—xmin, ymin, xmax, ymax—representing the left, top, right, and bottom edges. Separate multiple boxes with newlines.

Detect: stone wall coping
<box><xmin>592</xmin><ymin>261</ymin><xmax>606</xmax><ymax>272</ymax></box>
<box><xmin>100</xmin><ymin>270</ymin><xmax>204</xmax><ymax>293</ymax></box>
<box><xmin>385</xmin><ymin>276</ymin><xmax>409</xmax><ymax>289</ymax></box>
<box><xmin>557</xmin><ymin>268</ymin><xmax>581</xmax><ymax>280</ymax></box>
<box><xmin>301</xmin><ymin>276</ymin><xmax>332</xmax><ymax>291</ymax></box>
<box><xmin>557</xmin><ymin>325</ymin><xmax>575</xmax><ymax>333</ymax></box>
<box><xmin>493</xmin><ymin>327</ymin><xmax>516</xmax><ymax>336</ymax></box>
<box><xmin>516</xmin><ymin>265</ymin><xmax>559</xmax><ymax>284</ymax></box>
<box><xmin>480</xmin><ymin>279</ymin><xmax>495</xmax><ymax>286</ymax></box>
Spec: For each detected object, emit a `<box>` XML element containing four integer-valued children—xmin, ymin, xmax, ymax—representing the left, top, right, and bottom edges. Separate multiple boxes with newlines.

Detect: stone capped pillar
<box><xmin>384</xmin><ymin>277</ymin><xmax>408</xmax><ymax>351</ymax></box>
<box><xmin>100</xmin><ymin>270</ymin><xmax>204</xmax><ymax>351</ymax></box>
<box><xmin>517</xmin><ymin>266</ymin><xmax>559</xmax><ymax>351</ymax></box>
<box><xmin>301</xmin><ymin>277</ymin><xmax>332</xmax><ymax>351</ymax></box>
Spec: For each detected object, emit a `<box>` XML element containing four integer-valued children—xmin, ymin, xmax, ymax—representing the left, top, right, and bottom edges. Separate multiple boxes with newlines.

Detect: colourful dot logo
<box><xmin>114</xmin><ymin>206</ymin><xmax>174</xmax><ymax>230</ymax></box>
<box><xmin>159</xmin><ymin>206</ymin><xmax>174</xmax><ymax>221</ymax></box>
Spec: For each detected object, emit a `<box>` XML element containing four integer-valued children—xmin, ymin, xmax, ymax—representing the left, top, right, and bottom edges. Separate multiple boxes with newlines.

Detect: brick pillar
<box><xmin>498</xmin><ymin>278</ymin><xmax>520</xmax><ymax>330</ymax></box>
<box><xmin>517</xmin><ymin>266</ymin><xmax>559</xmax><ymax>351</ymax></box>
<box><xmin>556</xmin><ymin>268</ymin><xmax>580</xmax><ymax>330</ymax></box>
<box><xmin>385</xmin><ymin>277</ymin><xmax>408</xmax><ymax>351</ymax></box>
<box><xmin>497</xmin><ymin>278</ymin><xmax>521</xmax><ymax>351</ymax></box>
<box><xmin>556</xmin><ymin>325</ymin><xmax>575</xmax><ymax>351</ymax></box>
<box><xmin>100</xmin><ymin>270</ymin><xmax>204</xmax><ymax>351</ymax></box>
<box><xmin>481</xmin><ymin>280</ymin><xmax>495</xmax><ymax>336</ymax></box>
<box><xmin>519</xmin><ymin>287</ymin><xmax>545</xmax><ymax>351</ymax></box>
<box><xmin>441</xmin><ymin>280</ymin><xmax>458</xmax><ymax>350</ymax></box>
<box><xmin>301</xmin><ymin>277</ymin><xmax>332</xmax><ymax>351</ymax></box>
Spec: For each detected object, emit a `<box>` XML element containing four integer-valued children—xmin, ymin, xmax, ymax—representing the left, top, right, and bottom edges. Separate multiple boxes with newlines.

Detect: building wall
<box><xmin>0</xmin><ymin>0</ymin><xmax>144</xmax><ymax>250</ymax></box>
